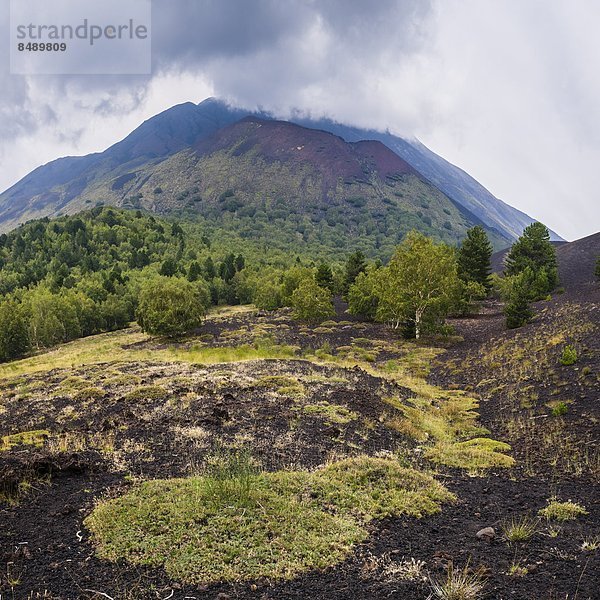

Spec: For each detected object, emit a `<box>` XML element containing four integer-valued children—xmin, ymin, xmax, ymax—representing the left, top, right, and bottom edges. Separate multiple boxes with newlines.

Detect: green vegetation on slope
<box><xmin>86</xmin><ymin>456</ymin><xmax>453</xmax><ymax>584</ymax></box>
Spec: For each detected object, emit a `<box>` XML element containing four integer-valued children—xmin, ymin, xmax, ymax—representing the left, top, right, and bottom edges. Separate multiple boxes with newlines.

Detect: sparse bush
<box><xmin>429</xmin><ymin>562</ymin><xmax>486</xmax><ymax>600</ymax></box>
<box><xmin>538</xmin><ymin>500</ymin><xmax>588</xmax><ymax>522</ymax></box>
<box><xmin>559</xmin><ymin>345</ymin><xmax>577</xmax><ymax>365</ymax></box>
<box><xmin>501</xmin><ymin>515</ymin><xmax>538</xmax><ymax>543</ymax></box>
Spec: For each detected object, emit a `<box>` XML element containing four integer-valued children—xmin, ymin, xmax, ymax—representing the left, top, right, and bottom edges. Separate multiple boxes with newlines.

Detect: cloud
<box><xmin>0</xmin><ymin>0</ymin><xmax>598</xmax><ymax>239</ymax></box>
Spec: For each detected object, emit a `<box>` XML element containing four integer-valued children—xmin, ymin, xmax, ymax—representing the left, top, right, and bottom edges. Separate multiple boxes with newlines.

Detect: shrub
<box><xmin>551</xmin><ymin>401</ymin><xmax>568</xmax><ymax>417</ymax></box>
<box><xmin>559</xmin><ymin>345</ymin><xmax>577</xmax><ymax>365</ymax></box>
<box><xmin>136</xmin><ymin>276</ymin><xmax>208</xmax><ymax>337</ymax></box>
<box><xmin>291</xmin><ymin>279</ymin><xmax>334</xmax><ymax>324</ymax></box>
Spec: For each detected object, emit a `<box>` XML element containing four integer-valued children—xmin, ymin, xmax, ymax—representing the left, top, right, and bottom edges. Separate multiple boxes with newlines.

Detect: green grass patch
<box><xmin>538</xmin><ymin>500</ymin><xmax>588</xmax><ymax>522</ymax></box>
<box><xmin>255</xmin><ymin>375</ymin><xmax>305</xmax><ymax>396</ymax></box>
<box><xmin>122</xmin><ymin>385</ymin><xmax>169</xmax><ymax>403</ymax></box>
<box><xmin>426</xmin><ymin>438</ymin><xmax>515</xmax><ymax>470</ymax></box>
<box><xmin>385</xmin><ymin>393</ymin><xmax>513</xmax><ymax>471</ymax></box>
<box><xmin>86</xmin><ymin>456</ymin><xmax>453</xmax><ymax>585</ymax></box>
<box><xmin>299</xmin><ymin>402</ymin><xmax>358</xmax><ymax>425</ymax></box>
<box><xmin>0</xmin><ymin>429</ymin><xmax>50</xmax><ymax>452</ymax></box>
<box><xmin>72</xmin><ymin>386</ymin><xmax>106</xmax><ymax>402</ymax></box>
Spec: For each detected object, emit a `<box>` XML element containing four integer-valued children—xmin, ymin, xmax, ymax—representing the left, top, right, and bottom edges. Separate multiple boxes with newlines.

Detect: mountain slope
<box><xmin>0</xmin><ymin>98</ymin><xmax>555</xmax><ymax>247</ymax></box>
<box><xmin>52</xmin><ymin>115</ymin><xmax>503</xmax><ymax>248</ymax></box>
<box><xmin>291</xmin><ymin>116</ymin><xmax>563</xmax><ymax>242</ymax></box>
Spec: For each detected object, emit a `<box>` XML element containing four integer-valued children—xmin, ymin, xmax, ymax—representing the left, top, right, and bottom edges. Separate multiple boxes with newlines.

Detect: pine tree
<box><xmin>343</xmin><ymin>251</ymin><xmax>367</xmax><ymax>293</ymax></box>
<box><xmin>505</xmin><ymin>222</ymin><xmax>557</xmax><ymax>295</ymax></box>
<box><xmin>187</xmin><ymin>261</ymin><xmax>202</xmax><ymax>282</ymax></box>
<box><xmin>235</xmin><ymin>254</ymin><xmax>246</xmax><ymax>272</ymax></box>
<box><xmin>159</xmin><ymin>257</ymin><xmax>178</xmax><ymax>277</ymax></box>
<box><xmin>219</xmin><ymin>253</ymin><xmax>236</xmax><ymax>282</ymax></box>
<box><xmin>505</xmin><ymin>269</ymin><xmax>534</xmax><ymax>329</ymax></box>
<box><xmin>315</xmin><ymin>263</ymin><xmax>334</xmax><ymax>292</ymax></box>
<box><xmin>458</xmin><ymin>226</ymin><xmax>493</xmax><ymax>290</ymax></box>
<box><xmin>203</xmin><ymin>256</ymin><xmax>216</xmax><ymax>280</ymax></box>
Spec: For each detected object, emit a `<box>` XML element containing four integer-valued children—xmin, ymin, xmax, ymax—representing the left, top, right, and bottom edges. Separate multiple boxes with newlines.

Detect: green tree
<box><xmin>254</xmin><ymin>281</ymin><xmax>283</xmax><ymax>311</ymax></box>
<box><xmin>136</xmin><ymin>276</ymin><xmax>208</xmax><ymax>337</ymax></box>
<box><xmin>22</xmin><ymin>286</ymin><xmax>79</xmax><ymax>349</ymax></box>
<box><xmin>0</xmin><ymin>300</ymin><xmax>30</xmax><ymax>362</ymax></box>
<box><xmin>235</xmin><ymin>254</ymin><xmax>246</xmax><ymax>272</ymax></box>
<box><xmin>505</xmin><ymin>222</ymin><xmax>557</xmax><ymax>296</ymax></box>
<box><xmin>315</xmin><ymin>263</ymin><xmax>334</xmax><ymax>292</ymax></box>
<box><xmin>281</xmin><ymin>266</ymin><xmax>314</xmax><ymax>305</ymax></box>
<box><xmin>376</xmin><ymin>231</ymin><xmax>460</xmax><ymax>339</ymax></box>
<box><xmin>159</xmin><ymin>257</ymin><xmax>178</xmax><ymax>277</ymax></box>
<box><xmin>203</xmin><ymin>256</ymin><xmax>216</xmax><ymax>280</ymax></box>
<box><xmin>458</xmin><ymin>226</ymin><xmax>493</xmax><ymax>290</ymax></box>
<box><xmin>347</xmin><ymin>268</ymin><xmax>379</xmax><ymax>320</ymax></box>
<box><xmin>290</xmin><ymin>279</ymin><xmax>334</xmax><ymax>324</ymax></box>
<box><xmin>219</xmin><ymin>253</ymin><xmax>236</xmax><ymax>283</ymax></box>
<box><xmin>187</xmin><ymin>261</ymin><xmax>202</xmax><ymax>282</ymax></box>
<box><xmin>504</xmin><ymin>269</ymin><xmax>534</xmax><ymax>329</ymax></box>
<box><xmin>100</xmin><ymin>295</ymin><xmax>132</xmax><ymax>331</ymax></box>
<box><xmin>595</xmin><ymin>257</ymin><xmax>600</xmax><ymax>280</ymax></box>
<box><xmin>343</xmin><ymin>250</ymin><xmax>367</xmax><ymax>293</ymax></box>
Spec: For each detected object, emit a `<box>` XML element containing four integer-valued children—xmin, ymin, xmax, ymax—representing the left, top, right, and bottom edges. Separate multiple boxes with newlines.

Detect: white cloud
<box><xmin>1</xmin><ymin>0</ymin><xmax>598</xmax><ymax>239</ymax></box>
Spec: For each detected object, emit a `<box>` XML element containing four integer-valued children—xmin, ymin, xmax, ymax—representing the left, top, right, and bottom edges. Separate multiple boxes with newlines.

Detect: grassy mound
<box><xmin>86</xmin><ymin>456</ymin><xmax>453</xmax><ymax>584</ymax></box>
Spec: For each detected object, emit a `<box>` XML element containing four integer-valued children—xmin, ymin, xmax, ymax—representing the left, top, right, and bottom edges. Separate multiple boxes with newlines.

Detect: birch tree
<box><xmin>376</xmin><ymin>231</ymin><xmax>459</xmax><ymax>339</ymax></box>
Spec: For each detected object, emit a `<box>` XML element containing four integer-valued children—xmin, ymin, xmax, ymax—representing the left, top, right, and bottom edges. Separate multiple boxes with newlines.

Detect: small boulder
<box><xmin>476</xmin><ymin>526</ymin><xmax>495</xmax><ymax>540</ymax></box>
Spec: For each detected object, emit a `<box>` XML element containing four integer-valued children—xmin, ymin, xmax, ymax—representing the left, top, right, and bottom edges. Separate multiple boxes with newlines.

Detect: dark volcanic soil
<box><xmin>1</xmin><ymin>289</ymin><xmax>599</xmax><ymax>599</ymax></box>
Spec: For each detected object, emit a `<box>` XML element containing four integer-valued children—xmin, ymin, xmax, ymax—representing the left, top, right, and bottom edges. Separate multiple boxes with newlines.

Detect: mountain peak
<box><xmin>0</xmin><ymin>97</ymin><xmax>561</xmax><ymax>245</ymax></box>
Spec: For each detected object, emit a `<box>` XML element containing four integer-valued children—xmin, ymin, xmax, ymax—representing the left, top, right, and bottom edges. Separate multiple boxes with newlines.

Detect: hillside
<box><xmin>0</xmin><ymin>98</ymin><xmax>558</xmax><ymax>249</ymax></box>
<box><xmin>1</xmin><ymin>279</ymin><xmax>597</xmax><ymax>598</ymax></box>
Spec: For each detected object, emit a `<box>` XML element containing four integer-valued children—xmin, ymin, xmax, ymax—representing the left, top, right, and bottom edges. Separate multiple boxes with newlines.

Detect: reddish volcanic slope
<box><xmin>194</xmin><ymin>117</ymin><xmax>420</xmax><ymax>189</ymax></box>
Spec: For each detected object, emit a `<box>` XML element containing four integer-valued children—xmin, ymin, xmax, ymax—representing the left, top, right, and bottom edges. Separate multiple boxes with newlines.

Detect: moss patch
<box><xmin>538</xmin><ymin>500</ymin><xmax>588</xmax><ymax>522</ymax></box>
<box><xmin>86</xmin><ymin>457</ymin><xmax>453</xmax><ymax>584</ymax></box>
<box><xmin>1</xmin><ymin>429</ymin><xmax>50</xmax><ymax>452</ymax></box>
<box><xmin>426</xmin><ymin>438</ymin><xmax>515</xmax><ymax>470</ymax></box>
<box><xmin>299</xmin><ymin>402</ymin><xmax>358</xmax><ymax>425</ymax></box>
<box><xmin>255</xmin><ymin>375</ymin><xmax>305</xmax><ymax>396</ymax></box>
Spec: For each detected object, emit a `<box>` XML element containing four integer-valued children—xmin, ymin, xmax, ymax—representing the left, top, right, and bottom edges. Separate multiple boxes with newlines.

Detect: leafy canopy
<box><xmin>136</xmin><ymin>276</ymin><xmax>210</xmax><ymax>336</ymax></box>
<box><xmin>375</xmin><ymin>231</ymin><xmax>460</xmax><ymax>338</ymax></box>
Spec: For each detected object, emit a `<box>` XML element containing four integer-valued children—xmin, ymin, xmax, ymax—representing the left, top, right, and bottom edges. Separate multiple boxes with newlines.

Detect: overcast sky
<box><xmin>1</xmin><ymin>0</ymin><xmax>599</xmax><ymax>240</ymax></box>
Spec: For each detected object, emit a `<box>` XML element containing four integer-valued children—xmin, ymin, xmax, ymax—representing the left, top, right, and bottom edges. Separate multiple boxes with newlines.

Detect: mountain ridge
<box><xmin>0</xmin><ymin>98</ymin><xmax>562</xmax><ymax>247</ymax></box>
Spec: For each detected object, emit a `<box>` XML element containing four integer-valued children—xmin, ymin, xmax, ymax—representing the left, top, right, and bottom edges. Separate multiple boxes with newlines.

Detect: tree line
<box><xmin>0</xmin><ymin>207</ymin><xmax>560</xmax><ymax>362</ymax></box>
